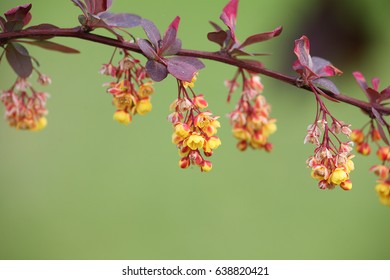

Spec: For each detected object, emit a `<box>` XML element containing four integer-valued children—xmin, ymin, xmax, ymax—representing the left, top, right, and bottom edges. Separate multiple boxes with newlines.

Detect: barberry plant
<box><xmin>1</xmin><ymin>0</ymin><xmax>390</xmax><ymax>206</ymax></box>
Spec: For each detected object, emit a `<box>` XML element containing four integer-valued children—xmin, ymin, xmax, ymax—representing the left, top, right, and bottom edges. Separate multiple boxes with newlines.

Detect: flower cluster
<box><xmin>226</xmin><ymin>73</ymin><xmax>276</xmax><ymax>151</ymax></box>
<box><xmin>305</xmin><ymin>120</ymin><xmax>355</xmax><ymax>190</ymax></box>
<box><xmin>101</xmin><ymin>53</ymin><xmax>154</xmax><ymax>125</ymax></box>
<box><xmin>168</xmin><ymin>78</ymin><xmax>221</xmax><ymax>172</ymax></box>
<box><xmin>350</xmin><ymin>123</ymin><xmax>390</xmax><ymax>206</ymax></box>
<box><xmin>0</xmin><ymin>75</ymin><xmax>50</xmax><ymax>131</ymax></box>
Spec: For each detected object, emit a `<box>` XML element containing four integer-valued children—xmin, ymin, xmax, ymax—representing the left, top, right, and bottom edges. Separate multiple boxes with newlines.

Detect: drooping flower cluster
<box><xmin>350</xmin><ymin>122</ymin><xmax>390</xmax><ymax>206</ymax></box>
<box><xmin>226</xmin><ymin>72</ymin><xmax>276</xmax><ymax>151</ymax></box>
<box><xmin>305</xmin><ymin>119</ymin><xmax>355</xmax><ymax>190</ymax></box>
<box><xmin>0</xmin><ymin>75</ymin><xmax>50</xmax><ymax>131</ymax></box>
<box><xmin>101</xmin><ymin>53</ymin><xmax>154</xmax><ymax>125</ymax></box>
<box><xmin>168</xmin><ymin>78</ymin><xmax>221</xmax><ymax>172</ymax></box>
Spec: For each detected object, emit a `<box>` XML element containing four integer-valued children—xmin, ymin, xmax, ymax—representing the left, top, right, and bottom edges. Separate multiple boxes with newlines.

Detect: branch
<box><xmin>0</xmin><ymin>27</ymin><xmax>383</xmax><ymax>115</ymax></box>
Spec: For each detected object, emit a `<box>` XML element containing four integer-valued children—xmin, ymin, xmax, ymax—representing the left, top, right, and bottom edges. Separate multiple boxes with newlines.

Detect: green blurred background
<box><xmin>1</xmin><ymin>0</ymin><xmax>390</xmax><ymax>259</ymax></box>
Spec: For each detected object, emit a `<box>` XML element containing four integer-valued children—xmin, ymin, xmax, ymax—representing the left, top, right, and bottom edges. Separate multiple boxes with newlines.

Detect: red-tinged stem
<box><xmin>0</xmin><ymin>27</ymin><xmax>387</xmax><ymax>115</ymax></box>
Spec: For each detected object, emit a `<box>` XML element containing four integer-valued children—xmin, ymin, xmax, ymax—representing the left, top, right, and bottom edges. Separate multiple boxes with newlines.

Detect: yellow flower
<box><xmin>208</xmin><ymin>136</ymin><xmax>221</xmax><ymax>150</ymax></box>
<box><xmin>113</xmin><ymin>94</ymin><xmax>132</xmax><ymax>110</ymax></box>
<box><xmin>233</xmin><ymin>127</ymin><xmax>250</xmax><ymax>140</ymax></box>
<box><xmin>31</xmin><ymin>117</ymin><xmax>47</xmax><ymax>131</ymax></box>
<box><xmin>375</xmin><ymin>182</ymin><xmax>390</xmax><ymax>206</ymax></box>
<box><xmin>174</xmin><ymin>122</ymin><xmax>190</xmax><ymax>138</ymax></box>
<box><xmin>136</xmin><ymin>98</ymin><xmax>152</xmax><ymax>115</ymax></box>
<box><xmin>204</xmin><ymin>136</ymin><xmax>222</xmax><ymax>153</ymax></box>
<box><xmin>113</xmin><ymin>110</ymin><xmax>131</xmax><ymax>125</ymax></box>
<box><xmin>183</xmin><ymin>72</ymin><xmax>198</xmax><ymax>89</ymax></box>
<box><xmin>262</xmin><ymin>120</ymin><xmax>277</xmax><ymax>137</ymax></box>
<box><xmin>345</xmin><ymin>158</ymin><xmax>355</xmax><ymax>173</ymax></box>
<box><xmin>311</xmin><ymin>165</ymin><xmax>329</xmax><ymax>181</ymax></box>
<box><xmin>138</xmin><ymin>83</ymin><xmax>154</xmax><ymax>98</ymax></box>
<box><xmin>329</xmin><ymin>168</ymin><xmax>349</xmax><ymax>185</ymax></box>
<box><xmin>185</xmin><ymin>133</ymin><xmax>205</xmax><ymax>150</ymax></box>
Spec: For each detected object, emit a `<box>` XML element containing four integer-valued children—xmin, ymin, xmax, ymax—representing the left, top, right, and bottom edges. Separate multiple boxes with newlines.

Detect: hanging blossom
<box><xmin>101</xmin><ymin>51</ymin><xmax>154</xmax><ymax>125</ymax></box>
<box><xmin>225</xmin><ymin>70</ymin><xmax>276</xmax><ymax>151</ymax></box>
<box><xmin>0</xmin><ymin>74</ymin><xmax>51</xmax><ymax>131</ymax></box>
<box><xmin>293</xmin><ymin>36</ymin><xmax>355</xmax><ymax>190</ymax></box>
<box><xmin>168</xmin><ymin>75</ymin><xmax>221</xmax><ymax>172</ymax></box>
<box><xmin>305</xmin><ymin>121</ymin><xmax>355</xmax><ymax>190</ymax></box>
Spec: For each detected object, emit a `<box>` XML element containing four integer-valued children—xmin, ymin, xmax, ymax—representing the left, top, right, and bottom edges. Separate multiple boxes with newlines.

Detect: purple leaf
<box><xmin>145</xmin><ymin>60</ymin><xmax>168</xmax><ymax>82</ymax></box>
<box><xmin>167</xmin><ymin>57</ymin><xmax>205</xmax><ymax>81</ymax></box>
<box><xmin>141</xmin><ymin>19</ymin><xmax>161</xmax><ymax>49</ymax></box>
<box><xmin>312</xmin><ymin>78</ymin><xmax>340</xmax><ymax>95</ymax></box>
<box><xmin>4</xmin><ymin>4</ymin><xmax>32</xmax><ymax>26</ymax></box>
<box><xmin>372</xmin><ymin>107</ymin><xmax>386</xmax><ymax>126</ymax></box>
<box><xmin>98</xmin><ymin>12</ymin><xmax>141</xmax><ymax>28</ymax></box>
<box><xmin>375</xmin><ymin>119</ymin><xmax>390</xmax><ymax>145</ymax></box>
<box><xmin>162</xmin><ymin>39</ymin><xmax>182</xmax><ymax>56</ymax></box>
<box><xmin>312</xmin><ymin>57</ymin><xmax>342</xmax><ymax>77</ymax></box>
<box><xmin>70</xmin><ymin>0</ymin><xmax>87</xmax><ymax>14</ymax></box>
<box><xmin>367</xmin><ymin>88</ymin><xmax>380</xmax><ymax>103</ymax></box>
<box><xmin>0</xmin><ymin>16</ymin><xmax>6</xmax><ymax>32</ymax></box>
<box><xmin>220</xmin><ymin>0</ymin><xmax>238</xmax><ymax>41</ymax></box>
<box><xmin>160</xmin><ymin>16</ymin><xmax>180</xmax><ymax>55</ymax></box>
<box><xmin>85</xmin><ymin>0</ymin><xmax>112</xmax><ymax>14</ymax></box>
<box><xmin>21</xmin><ymin>40</ymin><xmax>80</xmax><ymax>53</ymax></box>
<box><xmin>209</xmin><ymin>21</ymin><xmax>222</xmax><ymax>31</ymax></box>
<box><xmin>294</xmin><ymin>35</ymin><xmax>312</xmax><ymax>69</ymax></box>
<box><xmin>238</xmin><ymin>26</ymin><xmax>282</xmax><ymax>49</ymax></box>
<box><xmin>4</xmin><ymin>21</ymin><xmax>24</xmax><ymax>32</ymax></box>
<box><xmin>137</xmin><ymin>39</ymin><xmax>158</xmax><ymax>60</ymax></box>
<box><xmin>207</xmin><ymin>30</ymin><xmax>227</xmax><ymax>47</ymax></box>
<box><xmin>5</xmin><ymin>43</ymin><xmax>32</xmax><ymax>78</ymax></box>
<box><xmin>379</xmin><ymin>86</ymin><xmax>390</xmax><ymax>102</ymax></box>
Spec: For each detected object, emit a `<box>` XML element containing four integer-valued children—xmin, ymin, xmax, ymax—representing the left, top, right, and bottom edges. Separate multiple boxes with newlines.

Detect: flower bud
<box><xmin>349</xmin><ymin>129</ymin><xmax>364</xmax><ymax>144</ymax></box>
<box><xmin>356</xmin><ymin>142</ymin><xmax>371</xmax><ymax>156</ymax></box>
<box><xmin>377</xmin><ymin>146</ymin><xmax>390</xmax><ymax>161</ymax></box>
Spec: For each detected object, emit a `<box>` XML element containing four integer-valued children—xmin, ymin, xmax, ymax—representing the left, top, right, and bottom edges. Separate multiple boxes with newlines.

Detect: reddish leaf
<box><xmin>238</xmin><ymin>26</ymin><xmax>282</xmax><ymax>49</ymax></box>
<box><xmin>160</xmin><ymin>16</ymin><xmax>180</xmax><ymax>55</ymax></box>
<box><xmin>162</xmin><ymin>39</ymin><xmax>181</xmax><ymax>56</ymax></box>
<box><xmin>167</xmin><ymin>57</ymin><xmax>205</xmax><ymax>82</ymax></box>
<box><xmin>141</xmin><ymin>19</ymin><xmax>161</xmax><ymax>49</ymax></box>
<box><xmin>366</xmin><ymin>88</ymin><xmax>380</xmax><ymax>103</ymax></box>
<box><xmin>85</xmin><ymin>0</ymin><xmax>112</xmax><ymax>14</ymax></box>
<box><xmin>5</xmin><ymin>43</ymin><xmax>32</xmax><ymax>78</ymax></box>
<box><xmin>4</xmin><ymin>21</ymin><xmax>24</xmax><ymax>32</ymax></box>
<box><xmin>137</xmin><ymin>39</ymin><xmax>158</xmax><ymax>60</ymax></box>
<box><xmin>294</xmin><ymin>35</ymin><xmax>312</xmax><ymax>69</ymax></box>
<box><xmin>312</xmin><ymin>57</ymin><xmax>342</xmax><ymax>77</ymax></box>
<box><xmin>220</xmin><ymin>0</ymin><xmax>238</xmax><ymax>40</ymax></box>
<box><xmin>353</xmin><ymin>71</ymin><xmax>368</xmax><ymax>90</ymax></box>
<box><xmin>375</xmin><ymin>119</ymin><xmax>390</xmax><ymax>145</ymax></box>
<box><xmin>4</xmin><ymin>4</ymin><xmax>32</xmax><ymax>26</ymax></box>
<box><xmin>0</xmin><ymin>16</ymin><xmax>6</xmax><ymax>32</ymax></box>
<box><xmin>207</xmin><ymin>30</ymin><xmax>227</xmax><ymax>47</ymax></box>
<box><xmin>20</xmin><ymin>40</ymin><xmax>80</xmax><ymax>54</ymax></box>
<box><xmin>145</xmin><ymin>60</ymin><xmax>168</xmax><ymax>82</ymax></box>
<box><xmin>379</xmin><ymin>86</ymin><xmax>390</xmax><ymax>102</ymax></box>
<box><xmin>209</xmin><ymin>21</ymin><xmax>222</xmax><ymax>31</ymax></box>
<box><xmin>98</xmin><ymin>12</ymin><xmax>141</xmax><ymax>28</ymax></box>
<box><xmin>372</xmin><ymin>77</ymin><xmax>380</xmax><ymax>91</ymax></box>
<box><xmin>312</xmin><ymin>78</ymin><xmax>340</xmax><ymax>95</ymax></box>
<box><xmin>70</xmin><ymin>0</ymin><xmax>87</xmax><ymax>14</ymax></box>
